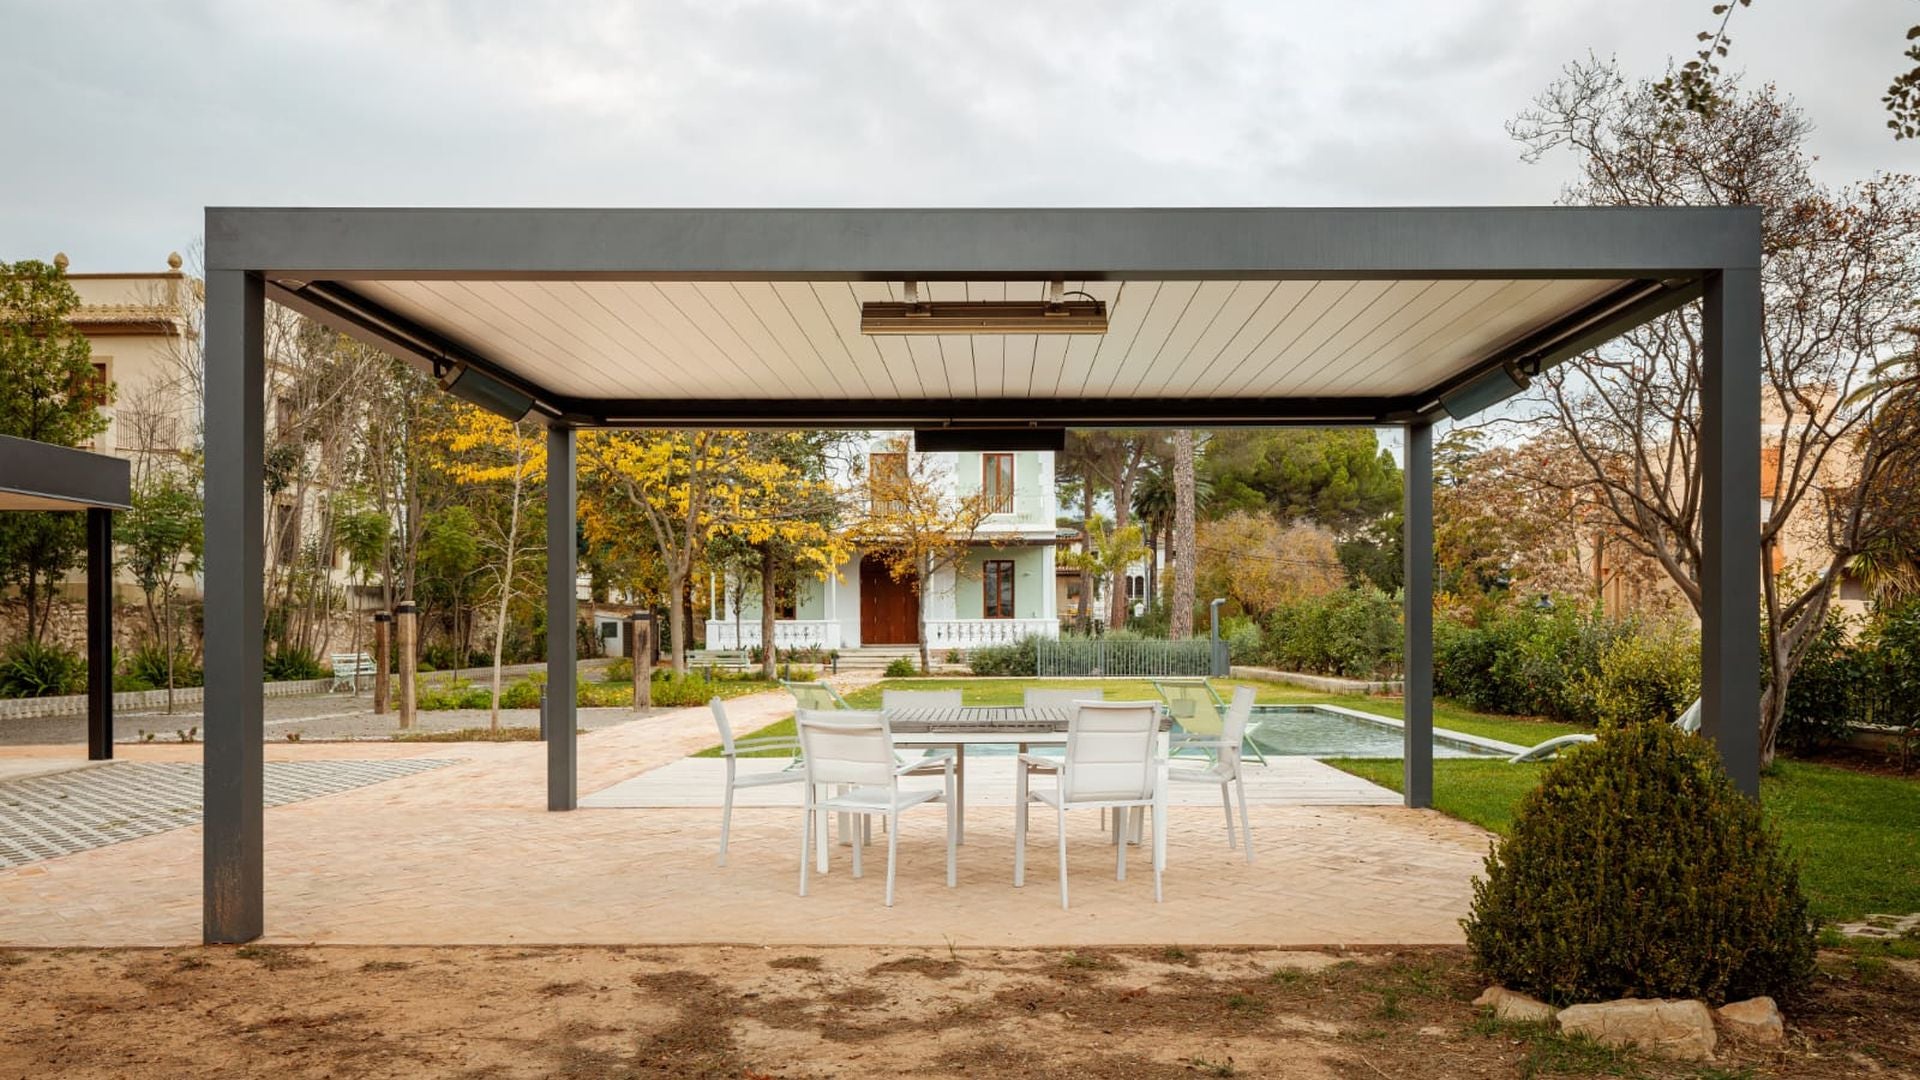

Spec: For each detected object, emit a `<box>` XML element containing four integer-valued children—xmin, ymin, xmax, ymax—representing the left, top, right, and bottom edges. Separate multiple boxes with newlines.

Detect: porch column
<box><xmin>86</xmin><ymin>507</ymin><xmax>113</xmax><ymax>761</ymax></box>
<box><xmin>1401</xmin><ymin>421</ymin><xmax>1434</xmax><ymax>809</ymax></box>
<box><xmin>546</xmin><ymin>424</ymin><xmax>578</xmax><ymax>811</ymax></box>
<box><xmin>1701</xmin><ymin>268</ymin><xmax>1763</xmax><ymax>797</ymax></box>
<box><xmin>203</xmin><ymin>269</ymin><xmax>266</xmax><ymax>943</ymax></box>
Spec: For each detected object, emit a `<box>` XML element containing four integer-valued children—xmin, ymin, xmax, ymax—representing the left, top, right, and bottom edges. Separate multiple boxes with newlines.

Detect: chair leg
<box><xmin>799</xmin><ymin>795</ymin><xmax>812</xmax><ymax>898</ymax></box>
<box><xmin>1236</xmin><ymin>774</ymin><xmax>1253</xmax><ymax>864</ymax></box>
<box><xmin>815</xmin><ymin>787</ymin><xmax>830</xmax><ymax>874</ymax></box>
<box><xmin>1057</xmin><ymin>805</ymin><xmax>1070</xmax><ymax>910</ymax></box>
<box><xmin>946</xmin><ymin>776</ymin><xmax>958</xmax><ymax>888</ymax></box>
<box><xmin>1116</xmin><ymin>810</ymin><xmax>1128</xmax><ymax>881</ymax></box>
<box><xmin>1130</xmin><ymin>805</ymin><xmax>1145</xmax><ymax>846</ymax></box>
<box><xmin>851</xmin><ymin>813</ymin><xmax>864</xmax><ymax>879</ymax></box>
<box><xmin>1153</xmin><ymin>792</ymin><xmax>1166</xmax><ymax>903</ymax></box>
<box><xmin>1014</xmin><ymin>763</ymin><xmax>1029</xmax><ymax>887</ymax></box>
<box><xmin>1220</xmin><ymin>782</ymin><xmax>1236</xmax><ymax>848</ymax></box>
<box><xmin>885</xmin><ymin>810</ymin><xmax>900</xmax><ymax>907</ymax></box>
<box><xmin>717</xmin><ymin>767</ymin><xmax>735</xmax><ymax>867</ymax></box>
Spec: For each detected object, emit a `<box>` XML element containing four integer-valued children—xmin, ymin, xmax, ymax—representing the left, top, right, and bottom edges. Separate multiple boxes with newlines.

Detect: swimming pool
<box><xmin>1242</xmin><ymin>704</ymin><xmax>1510</xmax><ymax>759</ymax></box>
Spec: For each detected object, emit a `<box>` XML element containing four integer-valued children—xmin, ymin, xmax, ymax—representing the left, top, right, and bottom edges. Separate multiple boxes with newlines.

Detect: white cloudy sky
<box><xmin>2</xmin><ymin>0</ymin><xmax>1913</xmax><ymax>270</ymax></box>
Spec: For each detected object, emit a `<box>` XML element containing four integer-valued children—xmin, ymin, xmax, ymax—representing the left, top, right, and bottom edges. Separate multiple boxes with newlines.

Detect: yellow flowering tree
<box><xmin>436</xmin><ymin>405</ymin><xmax>545</xmax><ymax>729</ymax></box>
<box><xmin>855</xmin><ymin>447</ymin><xmax>998</xmax><ymax>673</ymax></box>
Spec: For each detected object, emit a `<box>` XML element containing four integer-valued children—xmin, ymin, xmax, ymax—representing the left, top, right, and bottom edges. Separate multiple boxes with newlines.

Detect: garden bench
<box><xmin>690</xmin><ymin>649</ymin><xmax>755</xmax><ymax>675</ymax></box>
<box><xmin>328</xmin><ymin>652</ymin><xmax>378</xmax><ymax>692</ymax></box>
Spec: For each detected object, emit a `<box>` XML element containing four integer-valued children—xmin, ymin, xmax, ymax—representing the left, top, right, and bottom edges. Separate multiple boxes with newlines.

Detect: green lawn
<box><xmin>1332</xmin><ymin>756</ymin><xmax>1920</xmax><ymax>923</ymax></box>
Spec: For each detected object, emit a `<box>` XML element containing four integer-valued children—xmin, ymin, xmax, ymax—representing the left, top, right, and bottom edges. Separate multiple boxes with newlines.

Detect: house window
<box><xmin>983</xmin><ymin>559</ymin><xmax>1015</xmax><ymax>618</ymax></box>
<box><xmin>869</xmin><ymin>452</ymin><xmax>908</xmax><ymax>515</ymax></box>
<box><xmin>981</xmin><ymin>453</ymin><xmax>1014</xmax><ymax>513</ymax></box>
<box><xmin>1126</xmin><ymin>574</ymin><xmax>1147</xmax><ymax>602</ymax></box>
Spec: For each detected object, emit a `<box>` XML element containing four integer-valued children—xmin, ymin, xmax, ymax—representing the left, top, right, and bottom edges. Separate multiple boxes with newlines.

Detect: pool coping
<box><xmin>1254</xmin><ymin>702</ymin><xmax>1530</xmax><ymax>759</ymax></box>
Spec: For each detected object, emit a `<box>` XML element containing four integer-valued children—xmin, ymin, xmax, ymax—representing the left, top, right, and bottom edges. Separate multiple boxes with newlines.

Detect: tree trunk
<box><xmin>1171</xmin><ymin>429</ymin><xmax>1197</xmax><ymax>639</ymax></box>
<box><xmin>1078</xmin><ymin>484</ymin><xmax>1094</xmax><ymax>630</ymax></box>
<box><xmin>667</xmin><ymin>569</ymin><xmax>689</xmax><ymax>673</ymax></box>
<box><xmin>918</xmin><ymin>553</ymin><xmax>932</xmax><ymax>674</ymax></box>
<box><xmin>760</xmin><ymin>545</ymin><xmax>778</xmax><ymax>680</ymax></box>
<box><xmin>488</xmin><ymin>452</ymin><xmax>525</xmax><ymax>732</ymax></box>
<box><xmin>1108</xmin><ymin>474</ymin><xmax>1138</xmax><ymax>631</ymax></box>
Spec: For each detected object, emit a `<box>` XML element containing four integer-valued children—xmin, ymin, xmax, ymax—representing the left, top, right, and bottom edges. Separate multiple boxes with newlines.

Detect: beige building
<box><xmin>61</xmin><ymin>252</ymin><xmax>200</xmax><ymax>471</ymax></box>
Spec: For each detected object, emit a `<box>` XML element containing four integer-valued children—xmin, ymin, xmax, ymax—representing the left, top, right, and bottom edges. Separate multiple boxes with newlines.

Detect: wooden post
<box><xmin>629</xmin><ymin>611</ymin><xmax>653</xmax><ymax>710</ymax></box>
<box><xmin>372</xmin><ymin>611</ymin><xmax>391</xmax><ymax>715</ymax></box>
<box><xmin>395</xmin><ymin>601</ymin><xmax>417</xmax><ymax>729</ymax></box>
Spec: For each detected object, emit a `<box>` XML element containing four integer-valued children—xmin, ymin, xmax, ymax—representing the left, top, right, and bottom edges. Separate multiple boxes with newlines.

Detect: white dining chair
<box><xmin>880</xmin><ymin>688</ymin><xmax>969</xmax><ymax>841</ymax></box>
<box><xmin>710</xmin><ymin>697</ymin><xmax>806</xmax><ymax>867</ymax></box>
<box><xmin>796</xmin><ymin>709</ymin><xmax>956</xmax><ymax>907</ymax></box>
<box><xmin>1014</xmin><ymin>701</ymin><xmax>1166</xmax><ymax>910</ymax></box>
<box><xmin>1166</xmin><ymin>685</ymin><xmax>1256</xmax><ymax>863</ymax></box>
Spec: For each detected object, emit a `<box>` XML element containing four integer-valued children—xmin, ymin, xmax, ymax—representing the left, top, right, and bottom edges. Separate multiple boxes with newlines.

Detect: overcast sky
<box><xmin>2</xmin><ymin>0</ymin><xmax>1913</xmax><ymax>271</ymax></box>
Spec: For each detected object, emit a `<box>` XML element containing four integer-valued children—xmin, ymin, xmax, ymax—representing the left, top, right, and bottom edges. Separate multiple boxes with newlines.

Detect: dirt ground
<box><xmin>2</xmin><ymin>945</ymin><xmax>1915</xmax><ymax>1079</ymax></box>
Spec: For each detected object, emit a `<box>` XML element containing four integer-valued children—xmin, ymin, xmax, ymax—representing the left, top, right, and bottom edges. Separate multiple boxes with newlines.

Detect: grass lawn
<box><xmin>1331</xmin><ymin>756</ymin><xmax>1920</xmax><ymax>923</ymax></box>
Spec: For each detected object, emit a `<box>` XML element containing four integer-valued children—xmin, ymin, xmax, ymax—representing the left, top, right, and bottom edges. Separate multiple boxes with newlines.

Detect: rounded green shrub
<box><xmin>968</xmin><ymin>636</ymin><xmax>1039</xmax><ymax>676</ymax></box>
<box><xmin>884</xmin><ymin>656</ymin><xmax>920</xmax><ymax>678</ymax></box>
<box><xmin>1580</xmin><ymin>623</ymin><xmax>1700</xmax><ymax>731</ymax></box>
<box><xmin>1464</xmin><ymin>723</ymin><xmax>1815</xmax><ymax>1006</ymax></box>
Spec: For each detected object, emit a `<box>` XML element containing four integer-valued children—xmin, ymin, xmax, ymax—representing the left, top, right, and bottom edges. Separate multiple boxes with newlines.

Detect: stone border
<box><xmin>0</xmin><ymin>657</ymin><xmax>612</xmax><ymax>721</ymax></box>
<box><xmin>1305</xmin><ymin>702</ymin><xmax>1529</xmax><ymax>758</ymax></box>
<box><xmin>1231</xmin><ymin>665</ymin><xmax>1404</xmax><ymax>695</ymax></box>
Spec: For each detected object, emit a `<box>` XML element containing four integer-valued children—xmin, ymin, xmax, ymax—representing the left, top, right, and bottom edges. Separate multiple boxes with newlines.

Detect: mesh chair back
<box><xmin>710</xmin><ymin>697</ymin><xmax>736</xmax><ymax>754</ymax></box>
<box><xmin>1022</xmin><ymin>687</ymin><xmax>1106</xmax><ymax>708</ymax></box>
<box><xmin>783</xmin><ymin>680</ymin><xmax>848</xmax><ymax>711</ymax></box>
<box><xmin>881</xmin><ymin>689</ymin><xmax>963</xmax><ymax>711</ymax></box>
<box><xmin>1155</xmin><ymin>680</ymin><xmax>1223</xmax><ymax>737</ymax></box>
<box><xmin>1219</xmin><ymin>686</ymin><xmax>1256</xmax><ymax>770</ymax></box>
<box><xmin>1061</xmin><ymin>701</ymin><xmax>1160</xmax><ymax>803</ymax></box>
<box><xmin>797</xmin><ymin>709</ymin><xmax>899</xmax><ymax>787</ymax></box>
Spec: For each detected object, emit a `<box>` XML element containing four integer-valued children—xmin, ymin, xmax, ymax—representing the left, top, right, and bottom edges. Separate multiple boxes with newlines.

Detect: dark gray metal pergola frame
<box><xmin>0</xmin><ymin>435</ymin><xmax>132</xmax><ymax>761</ymax></box>
<box><xmin>201</xmin><ymin>207</ymin><xmax>1762</xmax><ymax>944</ymax></box>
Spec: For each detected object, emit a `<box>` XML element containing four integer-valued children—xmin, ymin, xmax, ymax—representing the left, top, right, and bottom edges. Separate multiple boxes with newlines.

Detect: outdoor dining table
<box><xmin>881</xmin><ymin>705</ymin><xmax>1174</xmax><ymax>845</ymax></box>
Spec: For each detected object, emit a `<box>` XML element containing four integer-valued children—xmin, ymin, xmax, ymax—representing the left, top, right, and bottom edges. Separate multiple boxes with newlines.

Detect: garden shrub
<box><xmin>645</xmin><ymin>671</ymin><xmax>735</xmax><ymax>707</ymax></box>
<box><xmin>0</xmin><ymin>639</ymin><xmax>85</xmax><ymax>698</ymax></box>
<box><xmin>125</xmin><ymin>643</ymin><xmax>203</xmax><ymax>689</ymax></box>
<box><xmin>263</xmin><ymin>646</ymin><xmax>327</xmax><ymax>682</ymax></box>
<box><xmin>1464</xmin><ymin>723</ymin><xmax>1816</xmax><ymax>1006</ymax></box>
<box><xmin>1433</xmin><ymin>604</ymin><xmax>1629</xmax><ymax>724</ymax></box>
<box><xmin>499</xmin><ymin>679</ymin><xmax>542</xmax><ymax>710</ymax></box>
<box><xmin>968</xmin><ymin>635</ymin><xmax>1039</xmax><ymax>677</ymax></box>
<box><xmin>884</xmin><ymin>656</ymin><xmax>920</xmax><ymax>678</ymax></box>
<box><xmin>1580</xmin><ymin>623</ymin><xmax>1700</xmax><ymax>730</ymax></box>
<box><xmin>603</xmin><ymin>657</ymin><xmax>634</xmax><ymax>683</ymax></box>
<box><xmin>1263</xmin><ymin>586</ymin><xmax>1402</xmax><ymax>678</ymax></box>
<box><xmin>1777</xmin><ymin>611</ymin><xmax>1860</xmax><ymax>753</ymax></box>
<box><xmin>415</xmin><ymin>680</ymin><xmax>493</xmax><ymax>710</ymax></box>
<box><xmin>1219</xmin><ymin>616</ymin><xmax>1262</xmax><ymax>664</ymax></box>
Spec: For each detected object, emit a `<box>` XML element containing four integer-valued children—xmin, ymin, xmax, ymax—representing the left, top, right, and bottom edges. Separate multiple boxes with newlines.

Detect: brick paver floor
<box><xmin>0</xmin><ymin>692</ymin><xmax>1494</xmax><ymax>948</ymax></box>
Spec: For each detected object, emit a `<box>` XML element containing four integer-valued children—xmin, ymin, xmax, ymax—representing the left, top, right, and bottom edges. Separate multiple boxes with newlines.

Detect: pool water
<box><xmin>1243</xmin><ymin>705</ymin><xmax>1499</xmax><ymax>759</ymax></box>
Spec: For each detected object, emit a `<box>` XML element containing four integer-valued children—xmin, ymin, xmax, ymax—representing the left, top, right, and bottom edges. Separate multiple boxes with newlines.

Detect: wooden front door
<box><xmin>859</xmin><ymin>554</ymin><xmax>919</xmax><ymax>644</ymax></box>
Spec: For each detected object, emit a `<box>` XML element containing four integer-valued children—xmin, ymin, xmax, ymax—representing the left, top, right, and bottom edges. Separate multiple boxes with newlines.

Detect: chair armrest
<box><xmin>727</xmin><ymin>737</ymin><xmax>802</xmax><ymax>754</ymax></box>
<box><xmin>1169</xmin><ymin>737</ymin><xmax>1234</xmax><ymax>749</ymax></box>
<box><xmin>896</xmin><ymin>749</ymin><xmax>955</xmax><ymax>775</ymax></box>
<box><xmin>1015</xmin><ymin>753</ymin><xmax>1060</xmax><ymax>771</ymax></box>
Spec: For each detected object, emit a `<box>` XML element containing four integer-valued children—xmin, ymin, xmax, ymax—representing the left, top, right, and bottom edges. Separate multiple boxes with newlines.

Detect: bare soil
<box><xmin>0</xmin><ymin>944</ymin><xmax>1912</xmax><ymax>1078</ymax></box>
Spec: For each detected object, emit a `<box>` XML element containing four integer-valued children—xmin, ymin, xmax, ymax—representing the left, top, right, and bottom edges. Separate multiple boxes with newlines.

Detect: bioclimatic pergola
<box><xmin>202</xmin><ymin>207</ymin><xmax>1762</xmax><ymax>944</ymax></box>
<box><xmin>0</xmin><ymin>434</ymin><xmax>131</xmax><ymax>761</ymax></box>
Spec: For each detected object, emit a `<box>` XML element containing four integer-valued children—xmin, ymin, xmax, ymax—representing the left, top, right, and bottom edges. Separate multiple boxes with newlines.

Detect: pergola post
<box><xmin>1701</xmin><ymin>268</ymin><xmax>1763</xmax><ymax>797</ymax></box>
<box><xmin>546</xmin><ymin>424</ymin><xmax>578</xmax><ymax>811</ymax></box>
<box><xmin>202</xmin><ymin>269</ymin><xmax>266</xmax><ymax>943</ymax></box>
<box><xmin>1401</xmin><ymin>421</ymin><xmax>1435</xmax><ymax>809</ymax></box>
<box><xmin>86</xmin><ymin>507</ymin><xmax>114</xmax><ymax>761</ymax></box>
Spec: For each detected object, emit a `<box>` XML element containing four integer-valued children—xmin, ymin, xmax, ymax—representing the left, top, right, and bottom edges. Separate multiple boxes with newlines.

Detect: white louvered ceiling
<box><xmin>350</xmin><ymin>277</ymin><xmax>1628</xmax><ymax>401</ymax></box>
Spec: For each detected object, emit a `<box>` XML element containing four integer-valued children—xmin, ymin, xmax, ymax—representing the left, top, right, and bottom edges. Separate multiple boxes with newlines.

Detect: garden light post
<box><xmin>394</xmin><ymin>601</ymin><xmax>417</xmax><ymax>729</ymax></box>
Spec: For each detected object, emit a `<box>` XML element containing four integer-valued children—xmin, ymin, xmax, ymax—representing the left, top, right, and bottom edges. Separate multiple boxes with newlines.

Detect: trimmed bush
<box><xmin>415</xmin><ymin>681</ymin><xmax>493</xmax><ymax>710</ymax></box>
<box><xmin>500</xmin><ymin>680</ymin><xmax>542</xmax><ymax>709</ymax></box>
<box><xmin>1464</xmin><ymin>723</ymin><xmax>1816</xmax><ymax>1006</ymax></box>
<box><xmin>0</xmin><ymin>639</ymin><xmax>85</xmax><ymax>698</ymax></box>
<box><xmin>646</xmin><ymin>671</ymin><xmax>734</xmax><ymax>707</ymax></box>
<box><xmin>968</xmin><ymin>635</ymin><xmax>1039</xmax><ymax>677</ymax></box>
<box><xmin>603</xmin><ymin>657</ymin><xmax>634</xmax><ymax>683</ymax></box>
<box><xmin>884</xmin><ymin>656</ymin><xmax>920</xmax><ymax>678</ymax></box>
<box><xmin>1581</xmin><ymin>623</ymin><xmax>1700</xmax><ymax>730</ymax></box>
<box><xmin>1433</xmin><ymin>604</ymin><xmax>1632</xmax><ymax>724</ymax></box>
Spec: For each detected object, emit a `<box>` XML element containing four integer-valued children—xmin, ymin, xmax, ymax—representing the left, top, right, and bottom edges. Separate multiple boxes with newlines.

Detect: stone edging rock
<box><xmin>1229</xmin><ymin>665</ymin><xmax>1403</xmax><ymax>695</ymax></box>
<box><xmin>1477</xmin><ymin>986</ymin><xmax>1784</xmax><ymax>1061</ymax></box>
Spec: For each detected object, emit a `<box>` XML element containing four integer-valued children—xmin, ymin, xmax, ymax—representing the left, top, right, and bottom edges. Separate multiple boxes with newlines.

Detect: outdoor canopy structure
<box><xmin>0</xmin><ymin>434</ymin><xmax>132</xmax><ymax>761</ymax></box>
<box><xmin>201</xmin><ymin>206</ymin><xmax>1763</xmax><ymax>944</ymax></box>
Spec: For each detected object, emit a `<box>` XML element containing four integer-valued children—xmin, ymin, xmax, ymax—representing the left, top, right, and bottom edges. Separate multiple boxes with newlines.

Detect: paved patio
<box><xmin>0</xmin><ymin>693</ymin><xmax>1494</xmax><ymax>949</ymax></box>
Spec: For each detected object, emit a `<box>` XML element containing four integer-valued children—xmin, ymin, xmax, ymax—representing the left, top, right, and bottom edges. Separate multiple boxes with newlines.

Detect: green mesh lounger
<box><xmin>1152</xmin><ymin>678</ymin><xmax>1268</xmax><ymax>766</ymax></box>
<box><xmin>781</xmin><ymin>679</ymin><xmax>851</xmax><ymax>711</ymax></box>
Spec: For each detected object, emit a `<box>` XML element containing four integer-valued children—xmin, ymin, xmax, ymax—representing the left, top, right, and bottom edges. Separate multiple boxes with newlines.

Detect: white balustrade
<box><xmin>704</xmin><ymin>620</ymin><xmax>843</xmax><ymax>651</ymax></box>
<box><xmin>923</xmin><ymin>619</ymin><xmax>1056</xmax><ymax>650</ymax></box>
